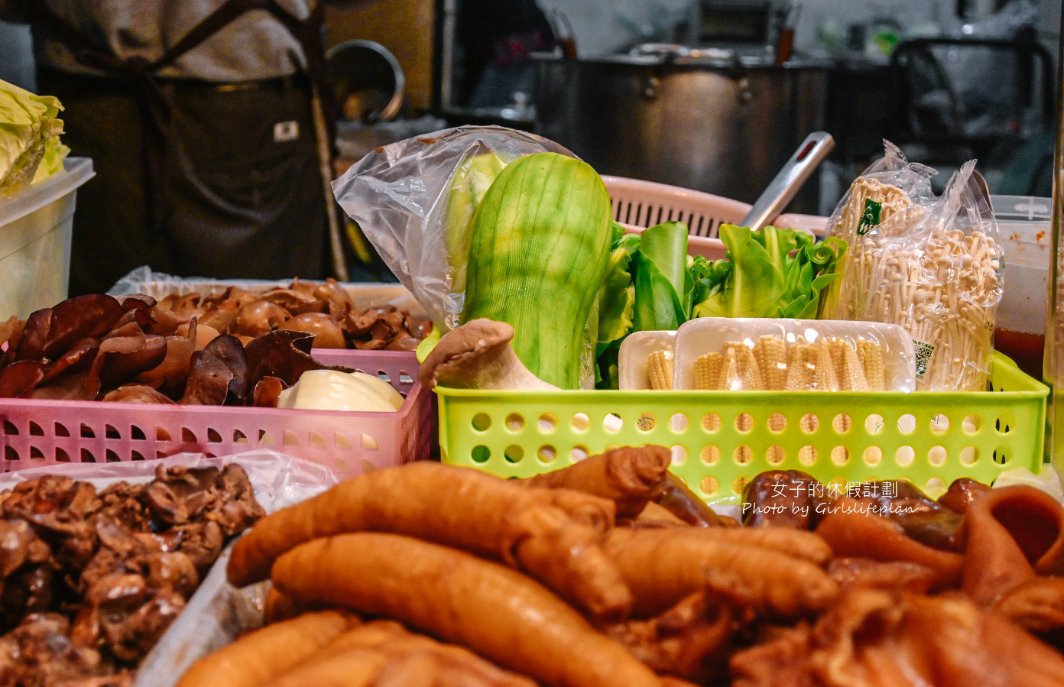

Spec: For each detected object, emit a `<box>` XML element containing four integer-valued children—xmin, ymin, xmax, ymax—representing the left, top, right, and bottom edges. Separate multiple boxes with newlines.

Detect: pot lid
<box><xmin>532</xmin><ymin>43</ymin><xmax>830</xmax><ymax>69</ymax></box>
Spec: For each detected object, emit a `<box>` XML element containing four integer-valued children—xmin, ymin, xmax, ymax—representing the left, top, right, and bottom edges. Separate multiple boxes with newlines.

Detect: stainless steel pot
<box><xmin>532</xmin><ymin>46</ymin><xmax>829</xmax><ymax>212</ymax></box>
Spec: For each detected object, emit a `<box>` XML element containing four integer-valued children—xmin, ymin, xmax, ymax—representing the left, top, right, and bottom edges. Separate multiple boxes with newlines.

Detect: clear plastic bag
<box><xmin>823</xmin><ymin>141</ymin><xmax>937</xmax><ymax>320</ymax></box>
<box><xmin>859</xmin><ymin>160</ymin><xmax>1004</xmax><ymax>391</ymax></box>
<box><xmin>331</xmin><ymin>125</ymin><xmax>574</xmax><ymax>331</ymax></box>
<box><xmin>669</xmin><ymin>317</ymin><xmax>917</xmax><ymax>393</ymax></box>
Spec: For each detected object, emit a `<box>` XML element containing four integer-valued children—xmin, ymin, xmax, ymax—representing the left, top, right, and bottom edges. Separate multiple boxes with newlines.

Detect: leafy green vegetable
<box><xmin>692</xmin><ymin>224</ymin><xmax>847</xmax><ymax>320</ymax></box>
<box><xmin>596</xmin><ymin>223</ymin><xmax>640</xmax><ymax>347</ymax></box>
<box><xmin>593</xmin><ymin>221</ymin><xmax>847</xmax><ymax>388</ymax></box>
<box><xmin>632</xmin><ymin>221</ymin><xmax>688</xmax><ymax>332</ymax></box>
<box><xmin>0</xmin><ymin>78</ymin><xmax>67</xmax><ymax>195</ymax></box>
<box><xmin>594</xmin><ymin>221</ymin><xmax>691</xmax><ymax>388</ymax></box>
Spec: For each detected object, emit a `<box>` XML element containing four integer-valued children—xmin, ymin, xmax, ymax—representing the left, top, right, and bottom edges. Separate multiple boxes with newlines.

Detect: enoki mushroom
<box><xmin>827</xmin><ymin>176</ymin><xmax>925</xmax><ymax>320</ymax></box>
<box><xmin>863</xmin><ymin>226</ymin><xmax>1002</xmax><ymax>391</ymax></box>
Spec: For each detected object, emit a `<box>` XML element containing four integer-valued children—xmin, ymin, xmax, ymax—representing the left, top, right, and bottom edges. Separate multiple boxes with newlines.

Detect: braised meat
<box><xmin>0</xmin><ymin>465</ymin><xmax>263</xmax><ymax>686</ymax></box>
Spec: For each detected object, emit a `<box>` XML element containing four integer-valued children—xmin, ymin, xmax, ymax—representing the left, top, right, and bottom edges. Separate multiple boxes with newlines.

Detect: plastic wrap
<box><xmin>330</xmin><ymin>125</ymin><xmax>574</xmax><ymax>330</ymax></box>
<box><xmin>0</xmin><ymin>450</ymin><xmax>339</xmax><ymax>687</ymax></box>
<box><xmin>669</xmin><ymin>317</ymin><xmax>916</xmax><ymax>393</ymax></box>
<box><xmin>0</xmin><ymin>449</ymin><xmax>337</xmax><ymax>505</ymax></box>
<box><xmin>860</xmin><ymin>160</ymin><xmax>1004</xmax><ymax>391</ymax></box>
<box><xmin>106</xmin><ymin>265</ymin><xmax>425</xmax><ymax>316</ymax></box>
<box><xmin>823</xmin><ymin>141</ymin><xmax>937</xmax><ymax>320</ymax></box>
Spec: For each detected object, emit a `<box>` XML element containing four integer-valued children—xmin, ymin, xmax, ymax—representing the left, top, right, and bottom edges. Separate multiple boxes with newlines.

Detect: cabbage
<box><xmin>0</xmin><ymin>78</ymin><xmax>68</xmax><ymax>195</ymax></box>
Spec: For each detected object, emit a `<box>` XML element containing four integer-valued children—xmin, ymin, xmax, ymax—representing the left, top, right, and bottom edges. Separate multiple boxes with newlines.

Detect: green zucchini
<box><xmin>461</xmin><ymin>152</ymin><xmax>613</xmax><ymax>389</ymax></box>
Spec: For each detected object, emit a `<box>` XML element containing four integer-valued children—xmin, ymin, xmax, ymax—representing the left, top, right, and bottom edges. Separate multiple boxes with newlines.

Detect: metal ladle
<box><xmin>739</xmin><ymin>131</ymin><xmax>836</xmax><ymax>230</ymax></box>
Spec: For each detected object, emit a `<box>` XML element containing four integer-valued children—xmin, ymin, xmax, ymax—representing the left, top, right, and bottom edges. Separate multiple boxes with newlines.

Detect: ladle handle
<box><xmin>740</xmin><ymin>131</ymin><xmax>835</xmax><ymax>230</ymax></box>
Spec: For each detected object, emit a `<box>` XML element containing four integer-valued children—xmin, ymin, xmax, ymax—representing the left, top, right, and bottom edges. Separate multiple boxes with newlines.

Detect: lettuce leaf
<box><xmin>633</xmin><ymin>221</ymin><xmax>688</xmax><ymax>332</ymax></box>
<box><xmin>692</xmin><ymin>224</ymin><xmax>847</xmax><ymax>320</ymax></box>
<box><xmin>0</xmin><ymin>78</ymin><xmax>67</xmax><ymax>195</ymax></box>
<box><xmin>595</xmin><ymin>221</ymin><xmax>690</xmax><ymax>388</ymax></box>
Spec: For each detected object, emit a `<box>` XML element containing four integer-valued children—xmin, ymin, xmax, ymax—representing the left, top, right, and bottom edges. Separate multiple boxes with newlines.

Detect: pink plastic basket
<box><xmin>0</xmin><ymin>350</ymin><xmax>434</xmax><ymax>479</ymax></box>
<box><xmin>602</xmin><ymin>175</ymin><xmax>827</xmax><ymax>259</ymax></box>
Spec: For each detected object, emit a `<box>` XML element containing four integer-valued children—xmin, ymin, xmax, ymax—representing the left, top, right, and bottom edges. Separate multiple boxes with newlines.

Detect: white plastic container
<box><xmin>672</xmin><ymin>317</ymin><xmax>917</xmax><ymax>392</ymax></box>
<box><xmin>991</xmin><ymin>195</ymin><xmax>1051</xmax><ymax>379</ymax></box>
<box><xmin>0</xmin><ymin>157</ymin><xmax>94</xmax><ymax>318</ymax></box>
<box><xmin>617</xmin><ymin>330</ymin><xmax>677</xmax><ymax>390</ymax></box>
<box><xmin>994</xmin><ymin>195</ymin><xmax>1051</xmax><ymax>336</ymax></box>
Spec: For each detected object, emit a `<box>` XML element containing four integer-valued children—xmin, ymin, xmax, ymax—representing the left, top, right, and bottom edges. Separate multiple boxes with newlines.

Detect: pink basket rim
<box><xmin>602</xmin><ymin>174</ymin><xmax>828</xmax><ymax>234</ymax></box>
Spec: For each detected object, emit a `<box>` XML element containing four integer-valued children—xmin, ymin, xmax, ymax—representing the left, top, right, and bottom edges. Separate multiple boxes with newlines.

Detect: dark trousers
<box><xmin>38</xmin><ymin>69</ymin><xmax>329</xmax><ymax>295</ymax></box>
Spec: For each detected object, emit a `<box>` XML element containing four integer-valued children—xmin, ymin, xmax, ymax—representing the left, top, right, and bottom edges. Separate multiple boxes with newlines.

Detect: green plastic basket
<box><xmin>436</xmin><ymin>352</ymin><xmax>1048</xmax><ymax>505</ymax></box>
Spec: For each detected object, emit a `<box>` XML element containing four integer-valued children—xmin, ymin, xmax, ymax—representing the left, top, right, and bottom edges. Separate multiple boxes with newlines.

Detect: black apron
<box><xmin>34</xmin><ymin>0</ymin><xmax>340</xmax><ymax>295</ymax></box>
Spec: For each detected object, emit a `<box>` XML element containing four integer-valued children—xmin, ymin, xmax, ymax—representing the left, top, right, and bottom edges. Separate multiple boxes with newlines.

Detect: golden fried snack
<box><xmin>826</xmin><ymin>558</ymin><xmax>938</xmax><ymax>595</ymax></box>
<box><xmin>814</xmin><ymin>504</ymin><xmax>963</xmax><ymax>591</ymax></box>
<box><xmin>175</xmin><ymin>610</ymin><xmax>357</xmax><ymax>687</ymax></box>
<box><xmin>699</xmin><ymin>526</ymin><xmax>833</xmax><ymax>565</ymax></box>
<box><xmin>630</xmin><ymin>501</ymin><xmax>688</xmax><ymax>527</ymax></box>
<box><xmin>522</xmin><ymin>445</ymin><xmax>672</xmax><ymax>518</ymax></box>
<box><xmin>262</xmin><ymin>586</ymin><xmax>332</xmax><ymax>624</ymax></box>
<box><xmin>507</xmin><ymin>503</ymin><xmax>632</xmax><ymax>622</ymax></box>
<box><xmin>604</xmin><ymin>591</ymin><xmax>734</xmax><ymax>683</ymax></box>
<box><xmin>270</xmin><ymin>533</ymin><xmax>663</xmax><ymax>687</ymax></box>
<box><xmin>262</xmin><ymin>646</ymin><xmax>388</xmax><ymax>687</ymax></box>
<box><xmin>263</xmin><ymin>620</ymin><xmax>537</xmax><ymax>687</ymax></box>
<box><xmin>962</xmin><ymin>485</ymin><xmax>1064</xmax><ymax>607</ymax></box>
<box><xmin>602</xmin><ymin>527</ymin><xmax>838</xmax><ymax>619</ymax></box>
<box><xmin>228</xmin><ymin>462</ymin><xmax>629</xmax><ymax>620</ymax></box>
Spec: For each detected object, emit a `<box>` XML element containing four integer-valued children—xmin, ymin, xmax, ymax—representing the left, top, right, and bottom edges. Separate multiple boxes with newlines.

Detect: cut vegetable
<box><xmin>276</xmin><ymin>370</ymin><xmax>403</xmax><ymax>412</ymax></box>
<box><xmin>461</xmin><ymin>152</ymin><xmax>613</xmax><ymax>389</ymax></box>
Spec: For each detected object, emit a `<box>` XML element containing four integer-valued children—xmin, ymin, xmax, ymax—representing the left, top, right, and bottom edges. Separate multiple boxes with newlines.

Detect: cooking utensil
<box><xmin>739</xmin><ymin>131</ymin><xmax>835</xmax><ymax>230</ymax></box>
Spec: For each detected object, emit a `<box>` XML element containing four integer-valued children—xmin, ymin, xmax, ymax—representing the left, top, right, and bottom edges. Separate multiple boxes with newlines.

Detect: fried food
<box><xmin>603</xmin><ymin>591</ymin><xmax>735</xmax><ymax>683</ymax></box>
<box><xmin>175</xmin><ymin>610</ymin><xmax>356</xmax><ymax>687</ymax></box>
<box><xmin>270</xmin><ymin>533</ymin><xmax>662</xmax><ymax>687</ymax></box>
<box><xmin>522</xmin><ymin>445</ymin><xmax>672</xmax><ymax>518</ymax></box>
<box><xmin>602</xmin><ymin>527</ymin><xmax>838</xmax><ymax>619</ymax></box>
<box><xmin>227</xmin><ymin>462</ymin><xmax>629</xmax><ymax>620</ymax></box>
<box><xmin>261</xmin><ymin>620</ymin><xmax>537</xmax><ymax>687</ymax></box>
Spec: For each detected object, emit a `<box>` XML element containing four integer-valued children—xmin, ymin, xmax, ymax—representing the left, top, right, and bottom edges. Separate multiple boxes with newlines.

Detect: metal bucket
<box><xmin>326</xmin><ymin>39</ymin><xmax>405</xmax><ymax>123</ymax></box>
<box><xmin>532</xmin><ymin>48</ymin><xmax>828</xmax><ymax>212</ymax></box>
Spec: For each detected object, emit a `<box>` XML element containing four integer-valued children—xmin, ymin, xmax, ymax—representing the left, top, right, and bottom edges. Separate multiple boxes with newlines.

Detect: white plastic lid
<box><xmin>0</xmin><ymin>157</ymin><xmax>95</xmax><ymax>228</ymax></box>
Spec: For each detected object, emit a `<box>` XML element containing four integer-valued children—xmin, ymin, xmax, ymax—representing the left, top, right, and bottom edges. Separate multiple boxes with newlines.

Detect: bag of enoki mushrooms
<box><xmin>821</xmin><ymin>140</ymin><xmax>937</xmax><ymax>321</ymax></box>
<box><xmin>855</xmin><ymin>159</ymin><xmax>1004</xmax><ymax>391</ymax></box>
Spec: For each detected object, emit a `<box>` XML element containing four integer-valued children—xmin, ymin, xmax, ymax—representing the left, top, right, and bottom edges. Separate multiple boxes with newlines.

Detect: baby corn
<box><xmin>755</xmin><ymin>335</ymin><xmax>788</xmax><ymax>390</ymax></box>
<box><xmin>646</xmin><ymin>350</ymin><xmax>674</xmax><ymax>390</ymax></box>
<box><xmin>693</xmin><ymin>352</ymin><xmax>724</xmax><ymax>390</ymax></box>
<box><xmin>672</xmin><ymin>334</ymin><xmax>889</xmax><ymax>392</ymax></box>
<box><xmin>857</xmin><ymin>338</ymin><xmax>885</xmax><ymax>391</ymax></box>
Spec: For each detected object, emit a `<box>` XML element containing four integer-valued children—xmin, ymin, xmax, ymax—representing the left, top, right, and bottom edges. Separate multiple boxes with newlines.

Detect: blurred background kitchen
<box><xmin>1</xmin><ymin>0</ymin><xmax>1058</xmax><ymax>221</ymax></box>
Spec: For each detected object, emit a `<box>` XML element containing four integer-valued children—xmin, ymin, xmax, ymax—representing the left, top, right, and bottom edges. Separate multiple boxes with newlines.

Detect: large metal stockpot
<box><xmin>532</xmin><ymin>47</ymin><xmax>828</xmax><ymax>212</ymax></box>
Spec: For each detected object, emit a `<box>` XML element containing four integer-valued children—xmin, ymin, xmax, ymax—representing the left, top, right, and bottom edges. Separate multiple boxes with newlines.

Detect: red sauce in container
<box><xmin>994</xmin><ymin>328</ymin><xmax>1045</xmax><ymax>381</ymax></box>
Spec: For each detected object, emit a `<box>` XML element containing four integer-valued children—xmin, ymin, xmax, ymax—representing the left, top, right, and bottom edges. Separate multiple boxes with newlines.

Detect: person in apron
<box><xmin>0</xmin><ymin>0</ymin><xmax>347</xmax><ymax>295</ymax></box>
